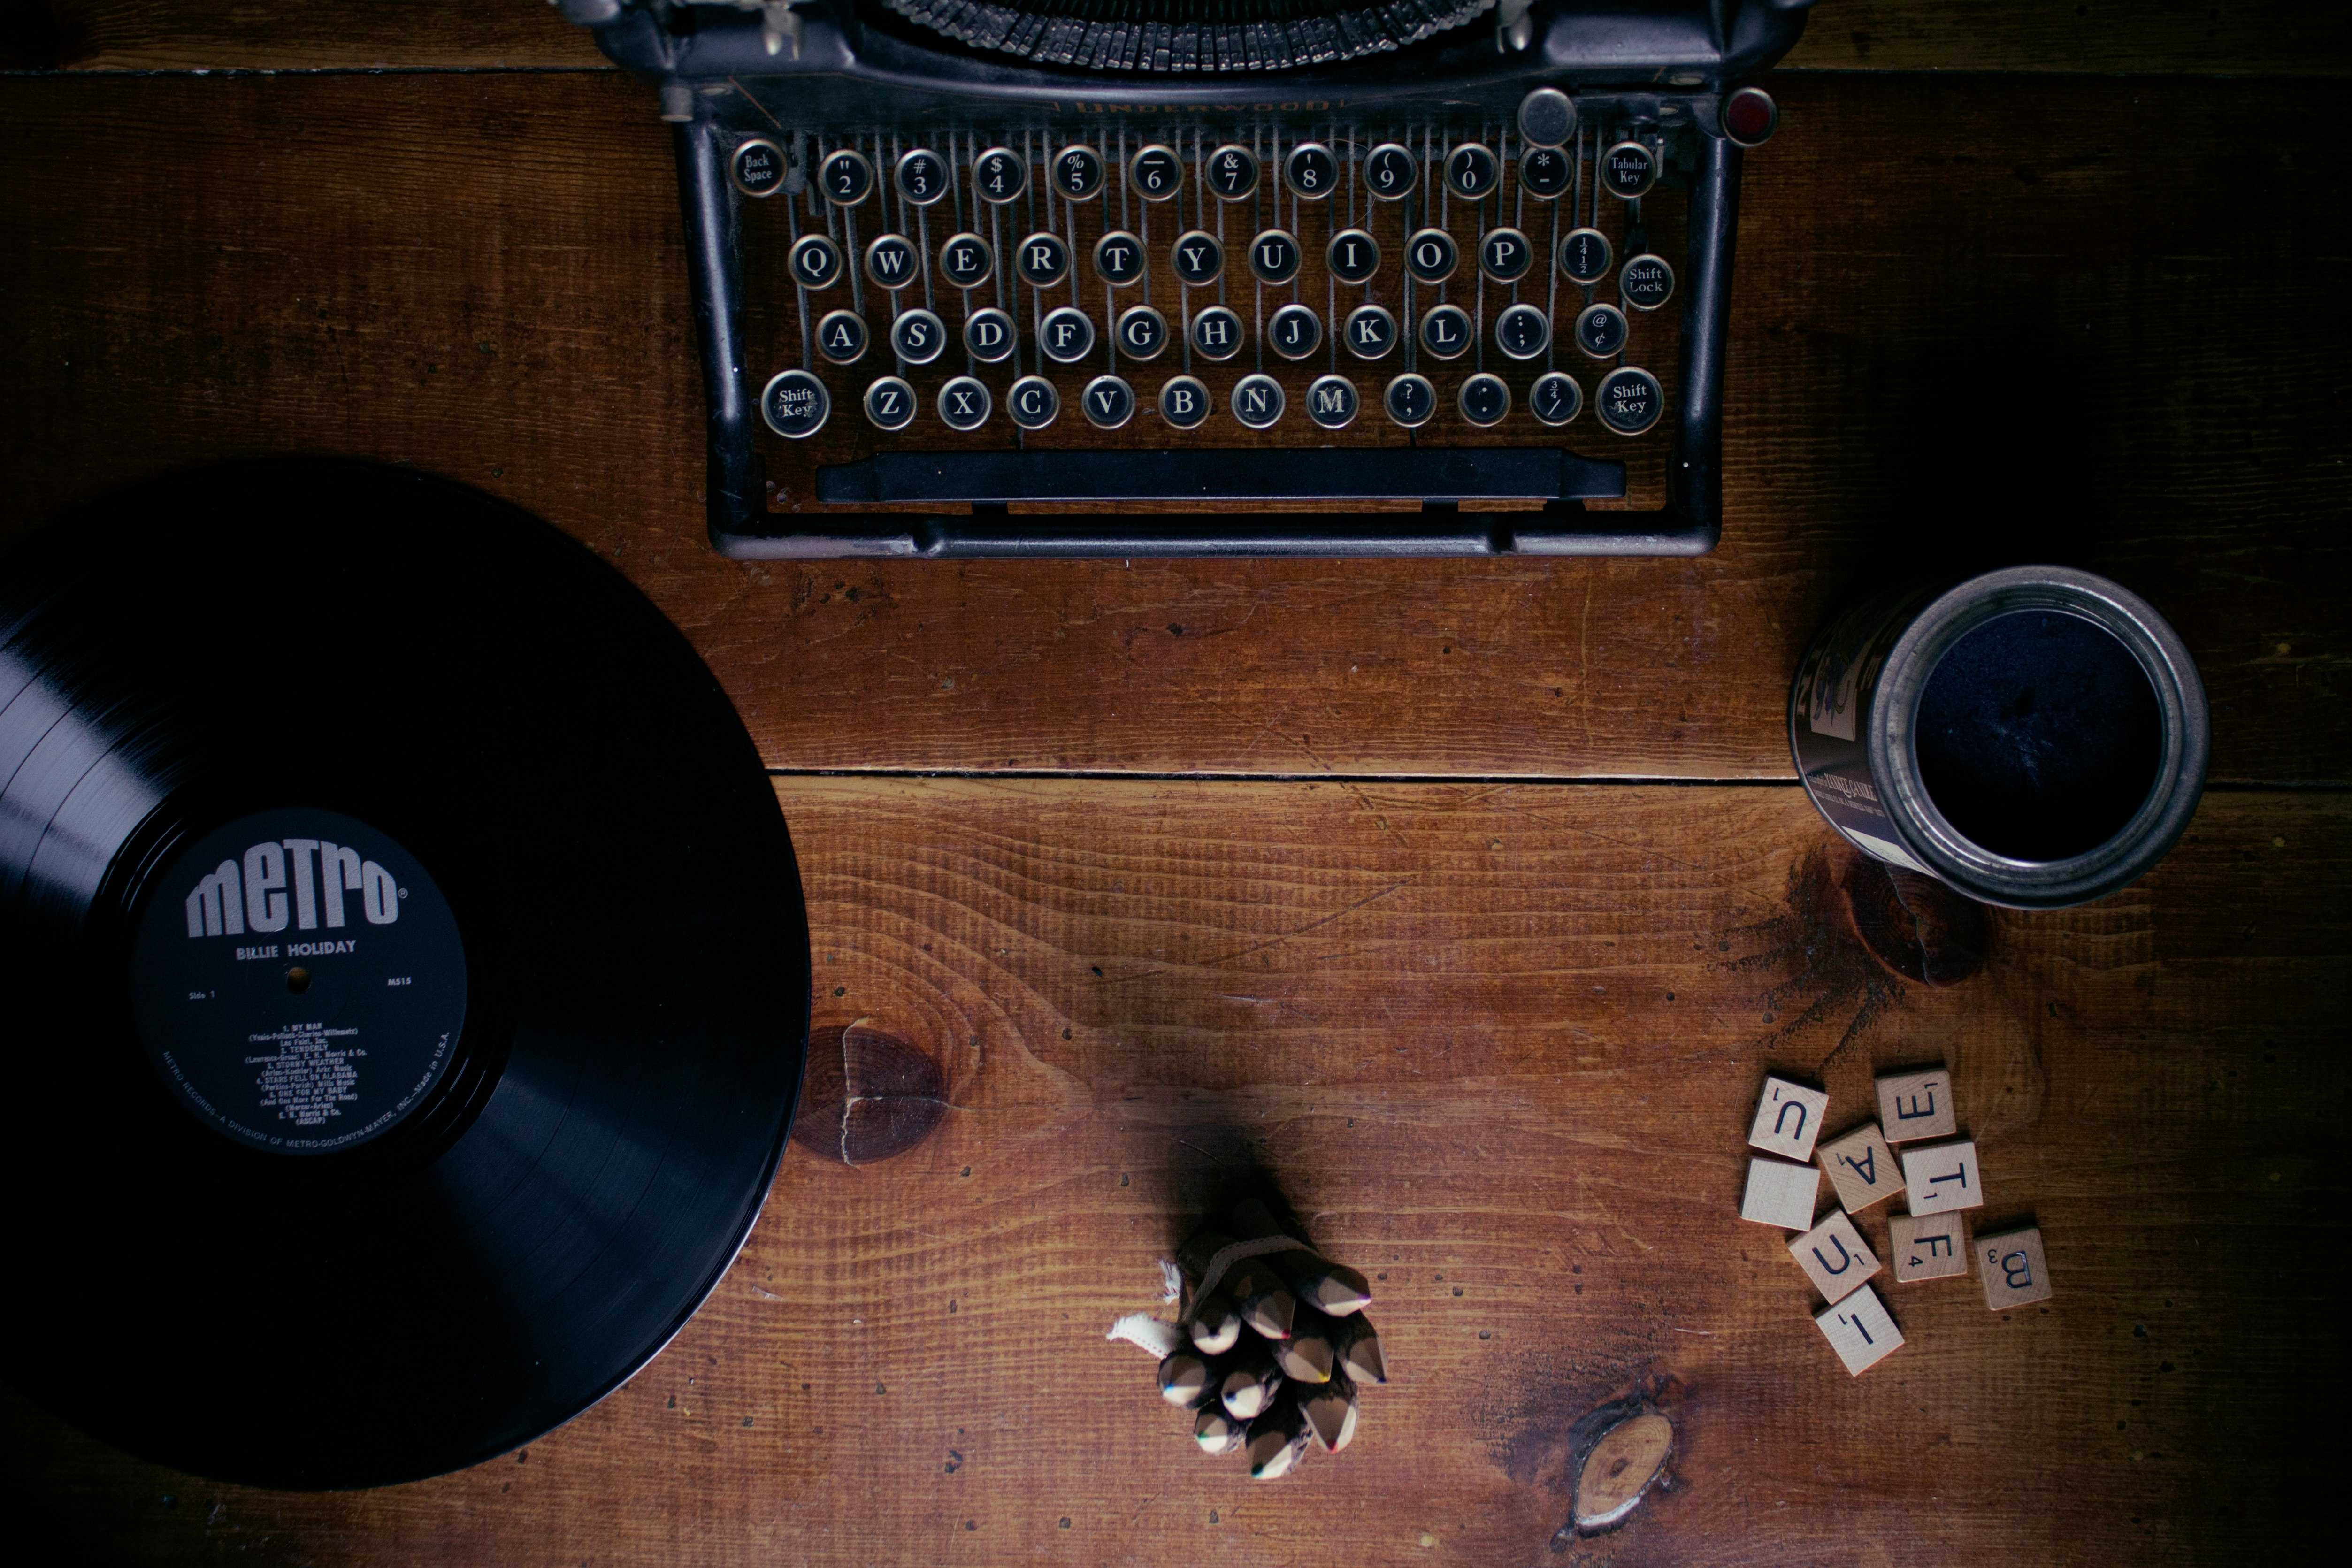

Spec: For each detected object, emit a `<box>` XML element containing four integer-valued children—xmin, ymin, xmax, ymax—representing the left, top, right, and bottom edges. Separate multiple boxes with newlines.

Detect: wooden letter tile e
<box><xmin>1815</xmin><ymin>1284</ymin><xmax>1904</xmax><ymax>1376</ymax></box>
<box><xmin>1741</xmin><ymin>1156</ymin><xmax>1820</xmax><ymax>1230</ymax></box>
<box><xmin>1876</xmin><ymin>1066</ymin><xmax>1957</xmax><ymax>1143</ymax></box>
<box><xmin>1789</xmin><ymin>1209</ymin><xmax>1882</xmax><ymax>1303</ymax></box>
<box><xmin>1747</xmin><ymin>1075</ymin><xmax>1831</xmax><ymax>1162</ymax></box>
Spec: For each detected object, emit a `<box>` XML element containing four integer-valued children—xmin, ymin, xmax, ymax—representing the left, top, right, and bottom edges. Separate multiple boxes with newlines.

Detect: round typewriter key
<box><xmin>895</xmin><ymin>147</ymin><xmax>950</xmax><ymax>206</ymax></box>
<box><xmin>1495</xmin><ymin>302</ymin><xmax>1551</xmax><ymax>360</ymax></box>
<box><xmin>963</xmin><ymin>306</ymin><xmax>1017</xmax><ymax>363</ymax></box>
<box><xmin>1519</xmin><ymin>145</ymin><xmax>1571</xmax><ymax>199</ymax></box>
<box><xmin>1558</xmin><ymin>226</ymin><xmax>1613</xmax><ymax>285</ymax></box>
<box><xmin>1116</xmin><ymin>304</ymin><xmax>1170</xmax><ymax>359</ymax></box>
<box><xmin>1445</xmin><ymin>142</ymin><xmax>1500</xmax><ymax>201</ymax></box>
<box><xmin>789</xmin><ymin>233</ymin><xmax>845</xmax><ymax>290</ymax></box>
<box><xmin>1267</xmin><ymin>303</ymin><xmax>1323</xmax><ymax>361</ymax></box>
<box><xmin>816</xmin><ymin>309</ymin><xmax>869</xmax><ymax>365</ymax></box>
<box><xmin>938</xmin><ymin>232</ymin><xmax>993</xmax><ymax>290</ymax></box>
<box><xmin>1006</xmin><ymin>375</ymin><xmax>1060</xmax><ymax>430</ymax></box>
<box><xmin>759</xmin><ymin>368</ymin><xmax>829</xmax><ymax>438</ymax></box>
<box><xmin>1170</xmin><ymin>230</ymin><xmax>1224</xmax><ymax>288</ymax></box>
<box><xmin>1081</xmin><ymin>374</ymin><xmax>1136</xmax><ymax>430</ymax></box>
<box><xmin>1595</xmin><ymin>365</ymin><xmax>1664</xmax><ymax>434</ymax></box>
<box><xmin>820</xmin><ymin>147</ymin><xmax>875</xmax><ymax>205</ymax></box>
<box><xmin>863</xmin><ymin>375</ymin><xmax>917</xmax><ymax>431</ymax></box>
<box><xmin>1015</xmin><ymin>231</ymin><xmax>1071</xmax><ymax>289</ymax></box>
<box><xmin>1038</xmin><ymin>306</ymin><xmax>1096</xmax><ymax>365</ymax></box>
<box><xmin>1458</xmin><ymin>373</ymin><xmax>1511</xmax><ymax>427</ymax></box>
<box><xmin>889</xmin><ymin>307</ymin><xmax>947</xmax><ymax>366</ymax></box>
<box><xmin>1479</xmin><ymin>227</ymin><xmax>1535</xmax><ymax>285</ymax></box>
<box><xmin>1383</xmin><ymin>372</ymin><xmax>1437</xmax><ymax>428</ymax></box>
<box><xmin>936</xmin><ymin>375</ymin><xmax>992</xmax><ymax>432</ymax></box>
<box><xmin>1130</xmin><ymin>144</ymin><xmax>1183</xmax><ymax>201</ymax></box>
<box><xmin>1530</xmin><ymin>370</ymin><xmax>1584</xmax><ymax>426</ymax></box>
<box><xmin>1574</xmin><ymin>301</ymin><xmax>1629</xmax><ymax>358</ymax></box>
<box><xmin>1231</xmin><ymin>373</ymin><xmax>1286</xmax><ymax>430</ymax></box>
<box><xmin>1517</xmin><ymin>85</ymin><xmax>1578</xmax><ymax>150</ymax></box>
<box><xmin>1418</xmin><ymin>303</ymin><xmax>1473</xmax><ymax>360</ymax></box>
<box><xmin>731</xmin><ymin>138</ymin><xmax>785</xmax><ymax>198</ymax></box>
<box><xmin>1248</xmin><ymin>229</ymin><xmax>1302</xmax><ymax>287</ymax></box>
<box><xmin>972</xmin><ymin>146</ymin><xmax>1028</xmax><ymax>204</ymax></box>
<box><xmin>1284</xmin><ymin>142</ymin><xmax>1340</xmax><ymax>200</ymax></box>
<box><xmin>1601</xmin><ymin>139</ymin><xmax>1657</xmax><ymax>199</ymax></box>
<box><xmin>1306</xmin><ymin>374</ymin><xmax>1359</xmax><ymax>430</ymax></box>
<box><xmin>1190</xmin><ymin>305</ymin><xmax>1244</xmax><ymax>361</ymax></box>
<box><xmin>1722</xmin><ymin>85</ymin><xmax>1779</xmax><ymax>149</ymax></box>
<box><xmin>1363</xmin><ymin>143</ymin><xmax>1418</xmax><ymax>200</ymax></box>
<box><xmin>864</xmin><ymin>233</ymin><xmax>919</xmax><ymax>291</ymax></box>
<box><xmin>1093</xmin><ymin>230</ymin><xmax>1146</xmax><ymax>287</ymax></box>
<box><xmin>1158</xmin><ymin>374</ymin><xmax>1212</xmax><ymax>430</ymax></box>
<box><xmin>1619</xmin><ymin>252</ymin><xmax>1675</xmax><ymax>311</ymax></box>
<box><xmin>1405</xmin><ymin>228</ymin><xmax>1459</xmax><ymax>285</ymax></box>
<box><xmin>1326</xmin><ymin>229</ymin><xmax>1380</xmax><ymax>286</ymax></box>
<box><xmin>1052</xmin><ymin>143</ymin><xmax>1106</xmax><ymax>201</ymax></box>
<box><xmin>1344</xmin><ymin>303</ymin><xmax>1398</xmax><ymax>360</ymax></box>
<box><xmin>1205</xmin><ymin>143</ymin><xmax>1260</xmax><ymax>201</ymax></box>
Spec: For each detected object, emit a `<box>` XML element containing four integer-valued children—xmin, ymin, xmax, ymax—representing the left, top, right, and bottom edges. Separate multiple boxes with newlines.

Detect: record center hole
<box><xmin>285</xmin><ymin>966</ymin><xmax>311</xmax><ymax>994</ymax></box>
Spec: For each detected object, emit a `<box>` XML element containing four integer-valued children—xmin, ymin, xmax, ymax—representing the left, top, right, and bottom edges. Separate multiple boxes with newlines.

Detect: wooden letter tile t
<box><xmin>1815</xmin><ymin>1284</ymin><xmax>1904</xmax><ymax>1376</ymax></box>
<box><xmin>1900</xmin><ymin>1139</ymin><xmax>1983</xmax><ymax>1216</ymax></box>
<box><xmin>1741</xmin><ymin>1156</ymin><xmax>1821</xmax><ymax>1230</ymax></box>
<box><xmin>1977</xmin><ymin>1226</ymin><xmax>2054</xmax><ymax>1309</ymax></box>
<box><xmin>1817</xmin><ymin>1121</ymin><xmax>1904</xmax><ymax>1214</ymax></box>
<box><xmin>1876</xmin><ymin>1066</ymin><xmax>1957</xmax><ymax>1143</ymax></box>
<box><xmin>1789</xmin><ymin>1209</ymin><xmax>1882</xmax><ymax>1303</ymax></box>
<box><xmin>1889</xmin><ymin>1211</ymin><xmax>1968</xmax><ymax>1282</ymax></box>
<box><xmin>1747</xmin><ymin>1075</ymin><xmax>1831</xmax><ymax>1162</ymax></box>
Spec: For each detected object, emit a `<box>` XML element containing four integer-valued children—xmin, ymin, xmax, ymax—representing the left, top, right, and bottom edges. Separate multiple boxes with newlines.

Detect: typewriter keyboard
<box><xmin>734</xmin><ymin>115</ymin><xmax>1694</xmax><ymax>507</ymax></box>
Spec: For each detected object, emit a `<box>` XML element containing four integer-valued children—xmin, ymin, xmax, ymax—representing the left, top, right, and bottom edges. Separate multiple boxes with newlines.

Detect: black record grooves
<box><xmin>0</xmin><ymin>460</ymin><xmax>812</xmax><ymax>1488</ymax></box>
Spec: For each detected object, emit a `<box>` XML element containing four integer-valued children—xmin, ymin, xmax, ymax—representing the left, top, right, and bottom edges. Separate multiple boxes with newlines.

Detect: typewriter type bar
<box><xmin>573</xmin><ymin>1</ymin><xmax>1811</xmax><ymax>558</ymax></box>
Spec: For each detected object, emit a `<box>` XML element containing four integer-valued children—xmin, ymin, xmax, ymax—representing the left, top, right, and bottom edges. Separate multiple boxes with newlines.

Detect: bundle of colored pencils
<box><xmin>1154</xmin><ymin>1199</ymin><xmax>1389</xmax><ymax>1480</ymax></box>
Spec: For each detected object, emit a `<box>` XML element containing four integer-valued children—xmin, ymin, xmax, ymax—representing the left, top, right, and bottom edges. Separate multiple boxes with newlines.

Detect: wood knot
<box><xmin>790</xmin><ymin>1020</ymin><xmax>946</xmax><ymax>1166</ymax></box>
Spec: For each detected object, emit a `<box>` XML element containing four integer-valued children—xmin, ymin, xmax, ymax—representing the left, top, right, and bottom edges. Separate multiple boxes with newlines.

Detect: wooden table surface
<box><xmin>3</xmin><ymin>5</ymin><xmax>2346</xmax><ymax>1564</ymax></box>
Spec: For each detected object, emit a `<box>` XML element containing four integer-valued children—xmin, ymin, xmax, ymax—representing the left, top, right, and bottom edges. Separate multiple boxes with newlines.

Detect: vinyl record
<box><xmin>0</xmin><ymin>459</ymin><xmax>811</xmax><ymax>1488</ymax></box>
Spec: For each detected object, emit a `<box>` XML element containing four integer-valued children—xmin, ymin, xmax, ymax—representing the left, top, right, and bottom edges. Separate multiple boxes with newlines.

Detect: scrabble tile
<box><xmin>1977</xmin><ymin>1226</ymin><xmax>2054</xmax><ymax>1310</ymax></box>
<box><xmin>1788</xmin><ymin>1209</ymin><xmax>1883</xmax><ymax>1303</ymax></box>
<box><xmin>1746</xmin><ymin>1075</ymin><xmax>1831</xmax><ymax>1162</ymax></box>
<box><xmin>1876</xmin><ymin>1066</ymin><xmax>1957</xmax><ymax>1143</ymax></box>
<box><xmin>1888</xmin><ymin>1211</ymin><xmax>1968</xmax><ymax>1282</ymax></box>
<box><xmin>1816</xmin><ymin>1121</ymin><xmax>1905</xmax><ymax>1214</ymax></box>
<box><xmin>1900</xmin><ymin>1138</ymin><xmax>1983</xmax><ymax>1216</ymax></box>
<box><xmin>1740</xmin><ymin>1156</ymin><xmax>1821</xmax><ymax>1230</ymax></box>
<box><xmin>1815</xmin><ymin>1284</ymin><xmax>1904</xmax><ymax>1376</ymax></box>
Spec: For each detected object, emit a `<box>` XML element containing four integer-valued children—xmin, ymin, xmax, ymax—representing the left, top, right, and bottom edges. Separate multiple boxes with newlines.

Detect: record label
<box><xmin>130</xmin><ymin>809</ymin><xmax>467</xmax><ymax>1155</ymax></box>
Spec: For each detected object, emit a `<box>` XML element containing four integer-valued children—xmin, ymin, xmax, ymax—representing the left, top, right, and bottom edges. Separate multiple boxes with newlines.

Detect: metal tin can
<box><xmin>1790</xmin><ymin>566</ymin><xmax>2209</xmax><ymax>910</ymax></box>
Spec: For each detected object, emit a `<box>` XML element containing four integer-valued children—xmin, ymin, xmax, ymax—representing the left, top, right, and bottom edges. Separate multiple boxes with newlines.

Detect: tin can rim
<box><xmin>1864</xmin><ymin>566</ymin><xmax>2210</xmax><ymax>910</ymax></box>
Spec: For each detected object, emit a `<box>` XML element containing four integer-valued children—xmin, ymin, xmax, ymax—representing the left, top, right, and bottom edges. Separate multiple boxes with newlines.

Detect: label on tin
<box><xmin>1791</xmin><ymin>583</ymin><xmax>1943</xmax><ymax>873</ymax></box>
<box><xmin>131</xmin><ymin>809</ymin><xmax>467</xmax><ymax>1155</ymax></box>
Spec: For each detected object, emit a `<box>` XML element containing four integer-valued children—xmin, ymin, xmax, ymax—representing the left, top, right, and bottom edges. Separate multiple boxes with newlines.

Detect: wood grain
<box><xmin>2</xmin><ymin>70</ymin><xmax>2342</xmax><ymax>782</ymax></box>
<box><xmin>6</xmin><ymin>779</ymin><xmax>2342</xmax><ymax>1562</ymax></box>
<box><xmin>11</xmin><ymin>1</ymin><xmax>2348</xmax><ymax>76</ymax></box>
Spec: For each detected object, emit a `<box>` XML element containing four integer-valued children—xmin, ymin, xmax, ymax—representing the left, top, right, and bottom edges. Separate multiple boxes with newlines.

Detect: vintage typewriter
<box><xmin>564</xmin><ymin>0</ymin><xmax>1811</xmax><ymax>558</ymax></box>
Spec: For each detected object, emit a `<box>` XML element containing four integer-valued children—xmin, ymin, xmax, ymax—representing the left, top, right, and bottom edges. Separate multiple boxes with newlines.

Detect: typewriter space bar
<box><xmin>815</xmin><ymin>448</ymin><xmax>1625</xmax><ymax>506</ymax></box>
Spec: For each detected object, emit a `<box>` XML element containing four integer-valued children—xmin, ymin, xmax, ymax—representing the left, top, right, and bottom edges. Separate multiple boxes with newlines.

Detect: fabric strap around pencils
<box><xmin>1183</xmin><ymin>1234</ymin><xmax>1310</xmax><ymax>1325</ymax></box>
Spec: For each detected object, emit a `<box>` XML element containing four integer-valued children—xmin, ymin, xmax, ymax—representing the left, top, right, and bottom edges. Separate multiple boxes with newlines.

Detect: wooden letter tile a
<box><xmin>1977</xmin><ymin>1226</ymin><xmax>2055</xmax><ymax>1309</ymax></box>
<box><xmin>1788</xmin><ymin>1209</ymin><xmax>1883</xmax><ymax>1303</ymax></box>
<box><xmin>1817</xmin><ymin>1121</ymin><xmax>1905</xmax><ymax>1214</ymax></box>
<box><xmin>1876</xmin><ymin>1066</ymin><xmax>1957</xmax><ymax>1143</ymax></box>
<box><xmin>1741</xmin><ymin>1156</ymin><xmax>1821</xmax><ymax>1230</ymax></box>
<box><xmin>1747</xmin><ymin>1075</ymin><xmax>1831</xmax><ymax>1162</ymax></box>
<box><xmin>1888</xmin><ymin>1211</ymin><xmax>1968</xmax><ymax>1282</ymax></box>
<box><xmin>1815</xmin><ymin>1284</ymin><xmax>1904</xmax><ymax>1376</ymax></box>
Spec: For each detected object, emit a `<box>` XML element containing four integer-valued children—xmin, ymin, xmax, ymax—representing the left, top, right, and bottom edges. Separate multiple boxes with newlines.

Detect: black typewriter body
<box><xmin>570</xmin><ymin>1</ymin><xmax>1813</xmax><ymax>558</ymax></box>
